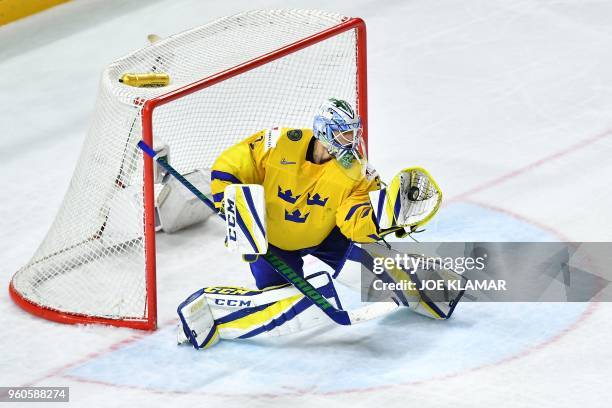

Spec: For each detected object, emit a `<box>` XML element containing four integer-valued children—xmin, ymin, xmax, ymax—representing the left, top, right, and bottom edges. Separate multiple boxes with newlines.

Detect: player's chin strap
<box><xmin>139</xmin><ymin>140</ymin><xmax>398</xmax><ymax>327</ymax></box>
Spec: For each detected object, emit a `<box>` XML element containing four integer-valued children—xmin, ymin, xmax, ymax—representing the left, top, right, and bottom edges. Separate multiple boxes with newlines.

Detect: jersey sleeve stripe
<box><xmin>344</xmin><ymin>202</ymin><xmax>371</xmax><ymax>221</ymax></box>
<box><xmin>211</xmin><ymin>170</ymin><xmax>242</xmax><ymax>184</ymax></box>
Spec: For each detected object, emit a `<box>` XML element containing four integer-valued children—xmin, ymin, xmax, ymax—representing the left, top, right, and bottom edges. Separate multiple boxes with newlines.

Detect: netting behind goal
<box><xmin>10</xmin><ymin>10</ymin><xmax>367</xmax><ymax>330</ymax></box>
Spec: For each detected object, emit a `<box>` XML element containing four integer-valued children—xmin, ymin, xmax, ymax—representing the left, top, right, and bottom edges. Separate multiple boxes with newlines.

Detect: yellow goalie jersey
<box><xmin>211</xmin><ymin>127</ymin><xmax>382</xmax><ymax>251</ymax></box>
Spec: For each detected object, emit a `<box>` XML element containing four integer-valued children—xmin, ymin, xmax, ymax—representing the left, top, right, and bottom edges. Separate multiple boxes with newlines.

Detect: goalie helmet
<box><xmin>313</xmin><ymin>98</ymin><xmax>366</xmax><ymax>169</ymax></box>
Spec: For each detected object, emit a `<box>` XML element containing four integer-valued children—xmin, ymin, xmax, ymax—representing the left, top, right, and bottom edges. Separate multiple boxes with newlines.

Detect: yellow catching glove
<box><xmin>369</xmin><ymin>167</ymin><xmax>442</xmax><ymax>236</ymax></box>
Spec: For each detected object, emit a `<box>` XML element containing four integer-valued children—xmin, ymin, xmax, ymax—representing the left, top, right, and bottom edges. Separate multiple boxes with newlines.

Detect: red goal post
<box><xmin>10</xmin><ymin>10</ymin><xmax>368</xmax><ymax>330</ymax></box>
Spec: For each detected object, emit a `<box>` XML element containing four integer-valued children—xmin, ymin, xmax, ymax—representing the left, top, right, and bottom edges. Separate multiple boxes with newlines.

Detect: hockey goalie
<box><xmin>175</xmin><ymin>98</ymin><xmax>464</xmax><ymax>350</ymax></box>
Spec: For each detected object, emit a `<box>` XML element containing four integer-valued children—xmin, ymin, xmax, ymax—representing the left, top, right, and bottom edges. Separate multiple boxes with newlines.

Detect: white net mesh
<box><xmin>11</xmin><ymin>9</ymin><xmax>361</xmax><ymax>325</ymax></box>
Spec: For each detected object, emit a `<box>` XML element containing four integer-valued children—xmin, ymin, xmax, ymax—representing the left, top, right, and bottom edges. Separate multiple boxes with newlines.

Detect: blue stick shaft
<box><xmin>138</xmin><ymin>141</ymin><xmax>219</xmax><ymax>215</ymax></box>
<box><xmin>138</xmin><ymin>140</ymin><xmax>351</xmax><ymax>325</ymax></box>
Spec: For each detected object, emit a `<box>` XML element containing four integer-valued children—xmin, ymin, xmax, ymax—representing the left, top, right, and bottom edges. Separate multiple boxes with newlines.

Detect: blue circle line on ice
<box><xmin>64</xmin><ymin>202</ymin><xmax>589</xmax><ymax>395</ymax></box>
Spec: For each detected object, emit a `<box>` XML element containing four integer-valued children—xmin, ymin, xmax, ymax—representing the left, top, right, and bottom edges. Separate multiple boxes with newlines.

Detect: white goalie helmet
<box><xmin>313</xmin><ymin>98</ymin><xmax>367</xmax><ymax>169</ymax></box>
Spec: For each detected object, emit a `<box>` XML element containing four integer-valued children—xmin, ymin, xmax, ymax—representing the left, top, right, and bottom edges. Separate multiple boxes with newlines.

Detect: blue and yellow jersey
<box><xmin>211</xmin><ymin>128</ymin><xmax>382</xmax><ymax>251</ymax></box>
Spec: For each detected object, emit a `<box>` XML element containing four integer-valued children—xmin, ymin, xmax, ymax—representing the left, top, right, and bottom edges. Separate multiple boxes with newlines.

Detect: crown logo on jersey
<box><xmin>284</xmin><ymin>209</ymin><xmax>310</xmax><ymax>223</ymax></box>
<box><xmin>306</xmin><ymin>192</ymin><xmax>329</xmax><ymax>207</ymax></box>
<box><xmin>277</xmin><ymin>186</ymin><xmax>300</xmax><ymax>204</ymax></box>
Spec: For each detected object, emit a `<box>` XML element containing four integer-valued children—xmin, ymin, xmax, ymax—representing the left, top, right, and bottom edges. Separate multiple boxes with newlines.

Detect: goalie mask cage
<box><xmin>9</xmin><ymin>10</ymin><xmax>367</xmax><ymax>330</ymax></box>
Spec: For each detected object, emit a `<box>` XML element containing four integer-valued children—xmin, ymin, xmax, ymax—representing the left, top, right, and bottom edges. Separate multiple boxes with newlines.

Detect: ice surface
<box><xmin>1</xmin><ymin>0</ymin><xmax>612</xmax><ymax>407</ymax></box>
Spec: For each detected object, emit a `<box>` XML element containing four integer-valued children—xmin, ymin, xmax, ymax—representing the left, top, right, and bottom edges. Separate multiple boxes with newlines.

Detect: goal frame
<box><xmin>9</xmin><ymin>16</ymin><xmax>368</xmax><ymax>331</ymax></box>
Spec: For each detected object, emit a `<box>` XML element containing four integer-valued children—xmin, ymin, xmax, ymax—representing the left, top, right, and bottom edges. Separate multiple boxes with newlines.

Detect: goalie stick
<box><xmin>138</xmin><ymin>140</ymin><xmax>399</xmax><ymax>326</ymax></box>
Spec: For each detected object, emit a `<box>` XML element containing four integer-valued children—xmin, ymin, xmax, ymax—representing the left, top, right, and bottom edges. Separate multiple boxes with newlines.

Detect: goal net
<box><xmin>10</xmin><ymin>9</ymin><xmax>367</xmax><ymax>330</ymax></box>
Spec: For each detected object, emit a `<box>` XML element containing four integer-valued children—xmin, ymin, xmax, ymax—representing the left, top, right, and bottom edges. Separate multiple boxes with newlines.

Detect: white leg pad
<box><xmin>177</xmin><ymin>288</ymin><xmax>220</xmax><ymax>349</ymax></box>
<box><xmin>177</xmin><ymin>271</ymin><xmax>341</xmax><ymax>350</ymax></box>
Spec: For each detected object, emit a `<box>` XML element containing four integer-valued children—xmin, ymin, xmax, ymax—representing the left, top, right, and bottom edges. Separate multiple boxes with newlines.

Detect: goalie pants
<box><xmin>249</xmin><ymin>227</ymin><xmax>359</xmax><ymax>289</ymax></box>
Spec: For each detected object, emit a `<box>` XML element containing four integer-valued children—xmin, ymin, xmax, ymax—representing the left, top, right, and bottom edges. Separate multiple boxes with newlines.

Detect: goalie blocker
<box><xmin>223</xmin><ymin>184</ymin><xmax>268</xmax><ymax>255</ymax></box>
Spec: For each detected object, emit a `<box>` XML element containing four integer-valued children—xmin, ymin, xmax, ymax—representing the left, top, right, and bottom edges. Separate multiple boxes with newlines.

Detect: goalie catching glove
<box><xmin>369</xmin><ymin>167</ymin><xmax>442</xmax><ymax>237</ymax></box>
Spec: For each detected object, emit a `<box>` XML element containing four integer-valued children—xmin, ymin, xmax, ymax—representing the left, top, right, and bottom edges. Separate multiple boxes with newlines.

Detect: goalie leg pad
<box><xmin>177</xmin><ymin>272</ymin><xmax>341</xmax><ymax>349</ymax></box>
<box><xmin>334</xmin><ymin>243</ymin><xmax>466</xmax><ymax>319</ymax></box>
<box><xmin>377</xmin><ymin>253</ymin><xmax>465</xmax><ymax>319</ymax></box>
<box><xmin>177</xmin><ymin>288</ymin><xmax>220</xmax><ymax>349</ymax></box>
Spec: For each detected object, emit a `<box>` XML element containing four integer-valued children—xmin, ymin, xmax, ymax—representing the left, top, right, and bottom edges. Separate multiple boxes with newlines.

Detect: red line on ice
<box><xmin>448</xmin><ymin>128</ymin><xmax>612</xmax><ymax>203</ymax></box>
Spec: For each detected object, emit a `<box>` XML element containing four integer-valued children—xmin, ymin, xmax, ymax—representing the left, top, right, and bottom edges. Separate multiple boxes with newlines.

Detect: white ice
<box><xmin>1</xmin><ymin>0</ymin><xmax>612</xmax><ymax>407</ymax></box>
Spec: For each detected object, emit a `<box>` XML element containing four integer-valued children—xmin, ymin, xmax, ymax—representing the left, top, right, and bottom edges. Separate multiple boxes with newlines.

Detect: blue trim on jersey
<box><xmin>211</xmin><ymin>170</ymin><xmax>242</xmax><ymax>184</ymax></box>
<box><xmin>344</xmin><ymin>202</ymin><xmax>370</xmax><ymax>221</ymax></box>
<box><xmin>212</xmin><ymin>192</ymin><xmax>224</xmax><ymax>203</ymax></box>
